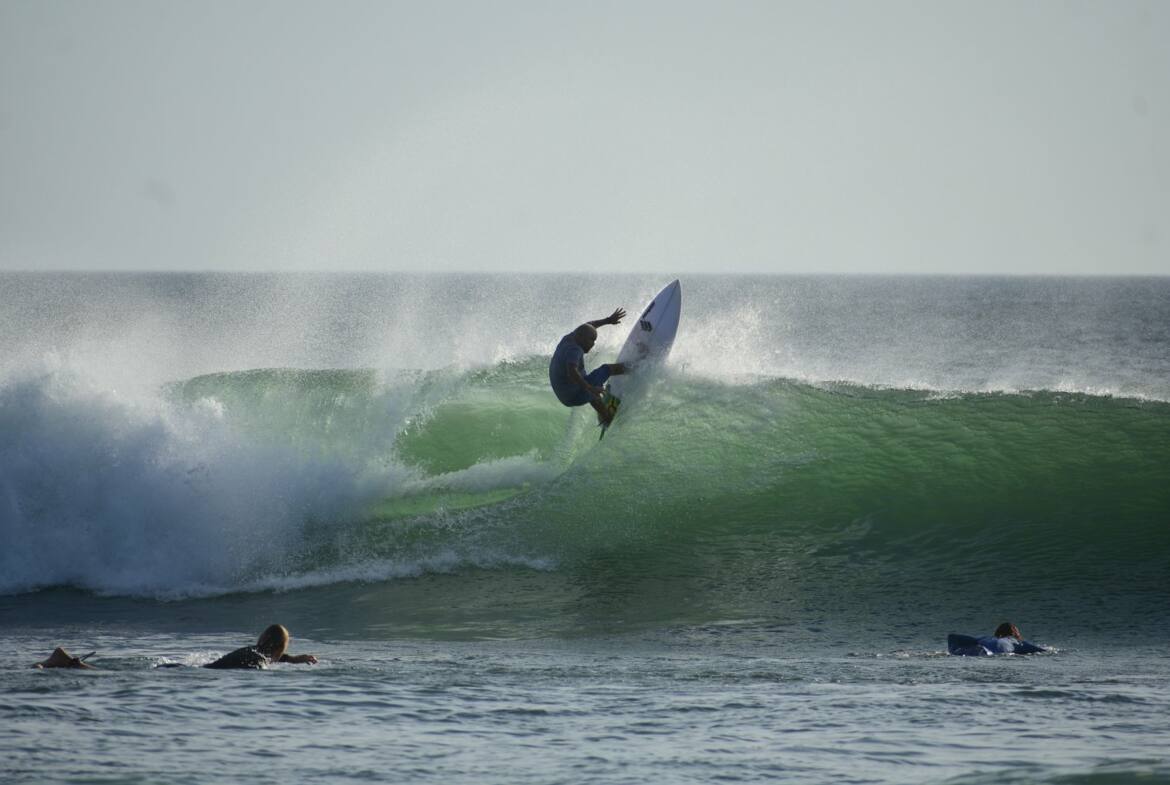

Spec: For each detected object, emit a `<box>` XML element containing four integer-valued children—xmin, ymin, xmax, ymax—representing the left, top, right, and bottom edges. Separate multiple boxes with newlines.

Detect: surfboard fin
<box><xmin>598</xmin><ymin>392</ymin><xmax>621</xmax><ymax>440</ymax></box>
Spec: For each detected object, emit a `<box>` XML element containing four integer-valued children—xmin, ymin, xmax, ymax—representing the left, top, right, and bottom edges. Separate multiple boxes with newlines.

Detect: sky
<box><xmin>1</xmin><ymin>0</ymin><xmax>1167</xmax><ymax>275</ymax></box>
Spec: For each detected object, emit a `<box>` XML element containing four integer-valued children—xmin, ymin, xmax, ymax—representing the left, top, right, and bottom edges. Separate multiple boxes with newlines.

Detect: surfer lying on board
<box><xmin>34</xmin><ymin>624</ymin><xmax>318</xmax><ymax>670</ymax></box>
<box><xmin>947</xmin><ymin>622</ymin><xmax>1050</xmax><ymax>656</ymax></box>
<box><xmin>205</xmin><ymin>624</ymin><xmax>317</xmax><ymax>669</ymax></box>
<box><xmin>33</xmin><ymin>647</ymin><xmax>96</xmax><ymax>669</ymax></box>
<box><xmin>549</xmin><ymin>308</ymin><xmax>628</xmax><ymax>425</ymax></box>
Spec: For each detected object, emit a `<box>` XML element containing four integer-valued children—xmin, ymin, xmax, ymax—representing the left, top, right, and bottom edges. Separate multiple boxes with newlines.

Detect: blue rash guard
<box><xmin>947</xmin><ymin>633</ymin><xmax>1048</xmax><ymax>656</ymax></box>
<box><xmin>548</xmin><ymin>333</ymin><xmax>612</xmax><ymax>407</ymax></box>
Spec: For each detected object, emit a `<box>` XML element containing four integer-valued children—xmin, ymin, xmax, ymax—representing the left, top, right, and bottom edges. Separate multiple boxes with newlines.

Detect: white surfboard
<box><xmin>600</xmin><ymin>279</ymin><xmax>682</xmax><ymax>437</ymax></box>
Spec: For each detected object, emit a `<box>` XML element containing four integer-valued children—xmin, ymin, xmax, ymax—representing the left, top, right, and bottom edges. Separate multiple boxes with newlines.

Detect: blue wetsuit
<box><xmin>549</xmin><ymin>333</ymin><xmax>612</xmax><ymax>406</ymax></box>
<box><xmin>947</xmin><ymin>634</ymin><xmax>1048</xmax><ymax>656</ymax></box>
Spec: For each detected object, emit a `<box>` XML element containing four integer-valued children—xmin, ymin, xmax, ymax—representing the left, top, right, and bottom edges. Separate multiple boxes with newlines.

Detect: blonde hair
<box><xmin>256</xmin><ymin>624</ymin><xmax>290</xmax><ymax>659</ymax></box>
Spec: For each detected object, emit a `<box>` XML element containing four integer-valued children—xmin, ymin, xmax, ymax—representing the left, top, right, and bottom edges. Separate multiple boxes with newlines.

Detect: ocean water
<box><xmin>1</xmin><ymin>273</ymin><xmax>1168</xmax><ymax>784</ymax></box>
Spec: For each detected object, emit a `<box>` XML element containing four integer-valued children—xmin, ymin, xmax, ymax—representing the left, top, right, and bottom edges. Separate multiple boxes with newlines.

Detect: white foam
<box><xmin>0</xmin><ymin>367</ymin><xmax>403</xmax><ymax>597</ymax></box>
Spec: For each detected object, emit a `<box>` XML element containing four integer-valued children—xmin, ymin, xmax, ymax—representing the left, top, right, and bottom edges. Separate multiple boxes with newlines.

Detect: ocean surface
<box><xmin>1</xmin><ymin>273</ymin><xmax>1168</xmax><ymax>784</ymax></box>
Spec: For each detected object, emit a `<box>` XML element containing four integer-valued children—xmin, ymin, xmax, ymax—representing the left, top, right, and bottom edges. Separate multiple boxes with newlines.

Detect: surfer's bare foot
<box><xmin>610</xmin><ymin>363</ymin><xmax>627</xmax><ymax>375</ymax></box>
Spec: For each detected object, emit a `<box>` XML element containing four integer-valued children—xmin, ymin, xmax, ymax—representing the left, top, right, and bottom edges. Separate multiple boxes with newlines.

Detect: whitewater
<box><xmin>2</xmin><ymin>273</ymin><xmax>1168</xmax><ymax>784</ymax></box>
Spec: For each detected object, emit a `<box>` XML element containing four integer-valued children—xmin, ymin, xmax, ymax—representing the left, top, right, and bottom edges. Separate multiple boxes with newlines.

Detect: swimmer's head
<box><xmin>573</xmin><ymin>324</ymin><xmax>598</xmax><ymax>353</ymax></box>
<box><xmin>994</xmin><ymin>622</ymin><xmax>1021</xmax><ymax>640</ymax></box>
<box><xmin>256</xmin><ymin>624</ymin><xmax>290</xmax><ymax>660</ymax></box>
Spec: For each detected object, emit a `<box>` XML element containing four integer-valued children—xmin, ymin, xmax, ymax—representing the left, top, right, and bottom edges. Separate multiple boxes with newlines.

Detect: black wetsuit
<box><xmin>204</xmin><ymin>646</ymin><xmax>269</xmax><ymax>670</ymax></box>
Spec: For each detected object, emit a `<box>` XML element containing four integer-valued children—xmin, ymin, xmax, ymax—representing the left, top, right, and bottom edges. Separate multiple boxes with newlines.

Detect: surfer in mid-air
<box><xmin>549</xmin><ymin>308</ymin><xmax>628</xmax><ymax>425</ymax></box>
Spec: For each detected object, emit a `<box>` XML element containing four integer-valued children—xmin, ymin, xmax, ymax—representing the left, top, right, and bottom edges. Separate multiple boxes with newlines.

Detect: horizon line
<box><xmin>2</xmin><ymin>268</ymin><xmax>1168</xmax><ymax>279</ymax></box>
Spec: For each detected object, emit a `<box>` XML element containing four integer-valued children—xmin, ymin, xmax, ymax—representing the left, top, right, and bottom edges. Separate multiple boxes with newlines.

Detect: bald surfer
<box><xmin>549</xmin><ymin>308</ymin><xmax>628</xmax><ymax>425</ymax></box>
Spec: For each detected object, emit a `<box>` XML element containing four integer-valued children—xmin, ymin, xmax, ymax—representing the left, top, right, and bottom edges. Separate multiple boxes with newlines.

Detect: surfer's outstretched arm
<box><xmin>1013</xmin><ymin>640</ymin><xmax>1049</xmax><ymax>655</ymax></box>
<box><xmin>279</xmin><ymin>653</ymin><xmax>319</xmax><ymax>664</ymax></box>
<box><xmin>587</xmin><ymin>308</ymin><xmax>626</xmax><ymax>328</ymax></box>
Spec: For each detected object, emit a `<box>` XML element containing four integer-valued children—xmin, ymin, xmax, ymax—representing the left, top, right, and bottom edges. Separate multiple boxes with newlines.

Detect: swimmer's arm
<box><xmin>587</xmin><ymin>308</ymin><xmax>626</xmax><ymax>328</ymax></box>
<box><xmin>277</xmin><ymin>653</ymin><xmax>318</xmax><ymax>664</ymax></box>
<box><xmin>1014</xmin><ymin>640</ymin><xmax>1048</xmax><ymax>655</ymax></box>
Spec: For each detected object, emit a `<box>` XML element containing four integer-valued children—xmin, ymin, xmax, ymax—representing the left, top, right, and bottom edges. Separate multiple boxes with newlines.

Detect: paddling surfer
<box><xmin>549</xmin><ymin>308</ymin><xmax>628</xmax><ymax>425</ymax></box>
<box><xmin>34</xmin><ymin>624</ymin><xmax>318</xmax><ymax>670</ymax></box>
<box><xmin>947</xmin><ymin>622</ymin><xmax>1049</xmax><ymax>656</ymax></box>
<box><xmin>204</xmin><ymin>624</ymin><xmax>317</xmax><ymax>669</ymax></box>
<box><xmin>33</xmin><ymin>647</ymin><xmax>96</xmax><ymax>669</ymax></box>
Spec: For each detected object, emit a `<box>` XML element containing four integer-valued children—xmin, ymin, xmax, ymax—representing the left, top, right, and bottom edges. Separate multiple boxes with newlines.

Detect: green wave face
<box><xmin>170</xmin><ymin>362</ymin><xmax>1170</xmax><ymax>629</ymax></box>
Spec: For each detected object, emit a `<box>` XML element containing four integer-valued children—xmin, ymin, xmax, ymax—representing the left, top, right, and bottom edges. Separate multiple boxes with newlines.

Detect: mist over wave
<box><xmin>3</xmin><ymin>273</ymin><xmax>1167</xmax><ymax>398</ymax></box>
